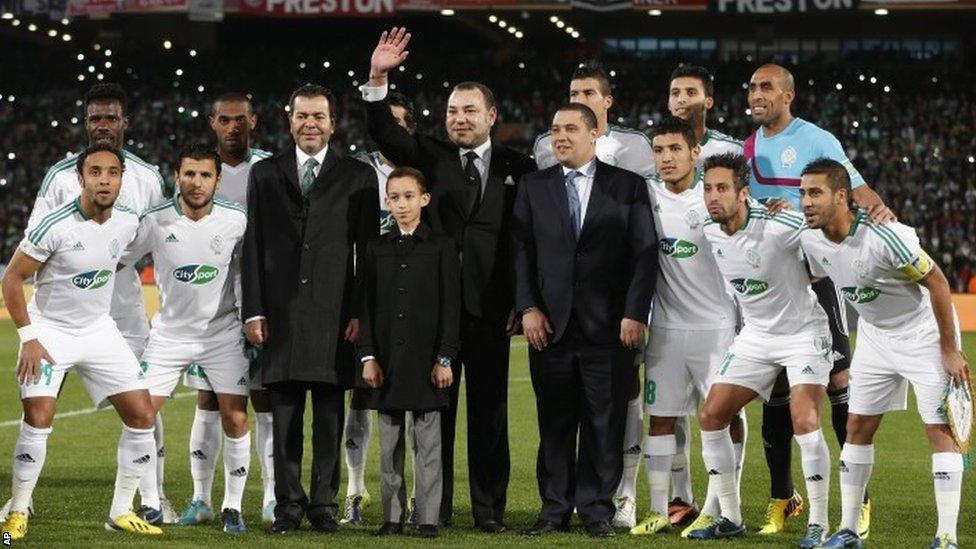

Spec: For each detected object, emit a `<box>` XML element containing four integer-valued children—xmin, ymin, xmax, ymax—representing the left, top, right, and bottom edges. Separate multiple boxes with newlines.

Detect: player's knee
<box><xmin>649</xmin><ymin>415</ymin><xmax>676</xmax><ymax>435</ymax></box>
<box><xmin>924</xmin><ymin>424</ymin><xmax>956</xmax><ymax>452</ymax></box>
<box><xmin>844</xmin><ymin>414</ymin><xmax>876</xmax><ymax>444</ymax></box>
<box><xmin>22</xmin><ymin>400</ymin><xmax>56</xmax><ymax>429</ymax></box>
<box><xmin>125</xmin><ymin>407</ymin><xmax>157</xmax><ymax>430</ymax></box>
<box><xmin>699</xmin><ymin>406</ymin><xmax>729</xmax><ymax>431</ymax></box>
<box><xmin>221</xmin><ymin>408</ymin><xmax>250</xmax><ymax>438</ymax></box>
<box><xmin>790</xmin><ymin>409</ymin><xmax>820</xmax><ymax>435</ymax></box>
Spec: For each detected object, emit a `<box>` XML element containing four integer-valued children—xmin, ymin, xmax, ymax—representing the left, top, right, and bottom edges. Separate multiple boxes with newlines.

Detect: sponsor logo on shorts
<box><xmin>237</xmin><ymin>376</ymin><xmax>248</xmax><ymax>386</ymax></box>
<box><xmin>659</xmin><ymin>238</ymin><xmax>699</xmax><ymax>259</ymax></box>
<box><xmin>840</xmin><ymin>286</ymin><xmax>881</xmax><ymax>304</ymax></box>
<box><xmin>801</xmin><ymin>365</ymin><xmax>816</xmax><ymax>375</ymax></box>
<box><xmin>71</xmin><ymin>269</ymin><xmax>113</xmax><ymax>290</ymax></box>
<box><xmin>173</xmin><ymin>264</ymin><xmax>220</xmax><ymax>285</ymax></box>
<box><xmin>730</xmin><ymin>278</ymin><xmax>768</xmax><ymax>296</ymax></box>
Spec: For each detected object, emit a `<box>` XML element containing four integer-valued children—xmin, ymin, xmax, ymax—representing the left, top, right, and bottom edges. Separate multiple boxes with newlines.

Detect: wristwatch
<box><xmin>437</xmin><ymin>356</ymin><xmax>452</xmax><ymax>368</ymax></box>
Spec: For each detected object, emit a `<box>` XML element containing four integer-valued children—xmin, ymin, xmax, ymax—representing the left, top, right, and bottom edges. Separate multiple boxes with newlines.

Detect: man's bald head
<box><xmin>748</xmin><ymin>63</ymin><xmax>796</xmax><ymax>129</ymax></box>
<box><xmin>754</xmin><ymin>64</ymin><xmax>795</xmax><ymax>92</ymax></box>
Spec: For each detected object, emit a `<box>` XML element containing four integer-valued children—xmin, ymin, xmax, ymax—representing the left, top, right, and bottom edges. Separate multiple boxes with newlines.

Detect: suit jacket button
<box><xmin>396</xmin><ymin>338</ymin><xmax>405</xmax><ymax>345</ymax></box>
<box><xmin>398</xmin><ymin>287</ymin><xmax>406</xmax><ymax>294</ymax></box>
<box><xmin>400</xmin><ymin>263</ymin><xmax>407</xmax><ymax>269</ymax></box>
<box><xmin>301</xmin><ymin>278</ymin><xmax>308</xmax><ymax>284</ymax></box>
<box><xmin>397</xmin><ymin>312</ymin><xmax>405</xmax><ymax>319</ymax></box>
<box><xmin>303</xmin><ymin>243</ymin><xmax>310</xmax><ymax>250</ymax></box>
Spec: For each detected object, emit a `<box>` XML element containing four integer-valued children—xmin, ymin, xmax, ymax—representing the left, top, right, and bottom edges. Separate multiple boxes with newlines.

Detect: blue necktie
<box><xmin>565</xmin><ymin>170</ymin><xmax>581</xmax><ymax>239</ymax></box>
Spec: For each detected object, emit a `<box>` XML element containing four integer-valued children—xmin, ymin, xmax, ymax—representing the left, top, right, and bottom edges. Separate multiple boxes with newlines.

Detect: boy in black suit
<box><xmin>357</xmin><ymin>167</ymin><xmax>460</xmax><ymax>539</ymax></box>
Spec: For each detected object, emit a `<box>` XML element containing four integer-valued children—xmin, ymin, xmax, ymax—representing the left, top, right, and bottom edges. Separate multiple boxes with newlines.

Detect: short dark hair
<box><xmin>801</xmin><ymin>157</ymin><xmax>851</xmax><ymax>193</ymax></box>
<box><xmin>451</xmin><ymin>82</ymin><xmax>496</xmax><ymax>111</ymax></box>
<box><xmin>670</xmin><ymin>65</ymin><xmax>715</xmax><ymax>98</ymax></box>
<box><xmin>76</xmin><ymin>143</ymin><xmax>125</xmax><ymax>175</ymax></box>
<box><xmin>287</xmin><ymin>83</ymin><xmax>337</xmax><ymax>120</ymax></box>
<box><xmin>651</xmin><ymin>116</ymin><xmax>697</xmax><ymax>150</ymax></box>
<box><xmin>177</xmin><ymin>143</ymin><xmax>221</xmax><ymax>177</ymax></box>
<box><xmin>387</xmin><ymin>166</ymin><xmax>427</xmax><ymax>194</ymax></box>
<box><xmin>388</xmin><ymin>91</ymin><xmax>416</xmax><ymax>128</ymax></box>
<box><xmin>572</xmin><ymin>61</ymin><xmax>612</xmax><ymax>96</ymax></box>
<box><xmin>211</xmin><ymin>92</ymin><xmax>252</xmax><ymax>115</ymax></box>
<box><xmin>703</xmin><ymin>153</ymin><xmax>749</xmax><ymax>192</ymax></box>
<box><xmin>84</xmin><ymin>83</ymin><xmax>128</xmax><ymax>115</ymax></box>
<box><xmin>556</xmin><ymin>103</ymin><xmax>599</xmax><ymax>130</ymax></box>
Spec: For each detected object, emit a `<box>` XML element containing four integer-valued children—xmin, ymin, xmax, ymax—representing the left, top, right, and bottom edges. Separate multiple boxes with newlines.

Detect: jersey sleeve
<box><xmin>144</xmin><ymin>165</ymin><xmax>168</xmax><ymax>202</ymax></box>
<box><xmin>633</xmin><ymin>136</ymin><xmax>656</xmax><ymax>178</ymax></box>
<box><xmin>818</xmin><ymin>129</ymin><xmax>866</xmax><ymax>189</ymax></box>
<box><xmin>533</xmin><ymin>134</ymin><xmax>557</xmax><ymax>170</ymax></box>
<box><xmin>28</xmin><ymin>175</ymin><xmax>71</xmax><ymax>229</ymax></box>
<box><xmin>872</xmin><ymin>222</ymin><xmax>933</xmax><ymax>280</ymax></box>
<box><xmin>801</xmin><ymin>233</ymin><xmax>829</xmax><ymax>279</ymax></box>
<box><xmin>772</xmin><ymin>211</ymin><xmax>808</xmax><ymax>250</ymax></box>
<box><xmin>19</xmin><ymin>222</ymin><xmax>61</xmax><ymax>263</ymax></box>
<box><xmin>121</xmin><ymin>216</ymin><xmax>154</xmax><ymax>266</ymax></box>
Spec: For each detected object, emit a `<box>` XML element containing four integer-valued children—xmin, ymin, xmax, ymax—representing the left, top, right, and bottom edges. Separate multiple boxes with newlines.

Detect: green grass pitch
<box><xmin>0</xmin><ymin>323</ymin><xmax>973</xmax><ymax>548</ymax></box>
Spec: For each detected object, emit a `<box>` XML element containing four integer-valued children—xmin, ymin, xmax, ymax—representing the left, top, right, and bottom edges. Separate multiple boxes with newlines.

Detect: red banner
<box><xmin>238</xmin><ymin>0</ymin><xmax>395</xmax><ymax>16</ymax></box>
<box><xmin>67</xmin><ymin>0</ymin><xmax>185</xmax><ymax>14</ymax></box>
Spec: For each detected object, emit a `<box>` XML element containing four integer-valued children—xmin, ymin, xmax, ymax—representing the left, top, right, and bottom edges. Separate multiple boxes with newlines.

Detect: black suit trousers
<box><xmin>268</xmin><ymin>380</ymin><xmax>345</xmax><ymax>523</ymax></box>
<box><xmin>528</xmin><ymin>316</ymin><xmax>634</xmax><ymax>525</ymax></box>
<box><xmin>440</xmin><ymin>311</ymin><xmax>511</xmax><ymax>525</ymax></box>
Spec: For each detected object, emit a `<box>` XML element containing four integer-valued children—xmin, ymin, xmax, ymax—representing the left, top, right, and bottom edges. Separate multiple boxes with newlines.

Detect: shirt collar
<box><xmin>296</xmin><ymin>145</ymin><xmax>328</xmax><ymax>169</ymax></box>
<box><xmin>459</xmin><ymin>138</ymin><xmax>492</xmax><ymax>161</ymax></box>
<box><xmin>562</xmin><ymin>158</ymin><xmax>597</xmax><ymax>178</ymax></box>
<box><xmin>393</xmin><ymin>221</ymin><xmax>429</xmax><ymax>240</ymax></box>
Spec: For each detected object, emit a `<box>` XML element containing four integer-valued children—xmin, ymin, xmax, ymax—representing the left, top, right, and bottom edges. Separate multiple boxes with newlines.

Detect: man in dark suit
<box><xmin>241</xmin><ymin>84</ymin><xmax>379</xmax><ymax>534</ymax></box>
<box><xmin>512</xmin><ymin>103</ymin><xmax>658</xmax><ymax>538</ymax></box>
<box><xmin>360</xmin><ymin>28</ymin><xmax>537</xmax><ymax>532</ymax></box>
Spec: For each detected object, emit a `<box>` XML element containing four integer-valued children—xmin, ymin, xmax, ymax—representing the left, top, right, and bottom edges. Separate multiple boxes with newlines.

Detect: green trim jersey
<box><xmin>698</xmin><ymin>128</ymin><xmax>743</xmax><ymax>168</ymax></box>
<box><xmin>353</xmin><ymin>151</ymin><xmax>395</xmax><ymax>235</ymax></box>
<box><xmin>703</xmin><ymin>206</ymin><xmax>827</xmax><ymax>335</ymax></box>
<box><xmin>215</xmin><ymin>148</ymin><xmax>271</xmax><ymax>208</ymax></box>
<box><xmin>123</xmin><ymin>197</ymin><xmax>246</xmax><ymax>341</ymax></box>
<box><xmin>29</xmin><ymin>150</ymin><xmax>167</xmax><ymax>337</ymax></box>
<box><xmin>647</xmin><ymin>175</ymin><xmax>736</xmax><ymax>329</ymax></box>
<box><xmin>802</xmin><ymin>212</ymin><xmax>934</xmax><ymax>332</ymax></box>
<box><xmin>18</xmin><ymin>199</ymin><xmax>140</xmax><ymax>331</ymax></box>
<box><xmin>533</xmin><ymin>125</ymin><xmax>654</xmax><ymax>178</ymax></box>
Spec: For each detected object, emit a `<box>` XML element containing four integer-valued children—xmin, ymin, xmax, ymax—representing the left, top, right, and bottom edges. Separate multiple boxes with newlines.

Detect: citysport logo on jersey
<box><xmin>659</xmin><ymin>238</ymin><xmax>699</xmax><ymax>259</ymax></box>
<box><xmin>841</xmin><ymin>286</ymin><xmax>881</xmax><ymax>304</ymax></box>
<box><xmin>173</xmin><ymin>265</ymin><xmax>220</xmax><ymax>285</ymax></box>
<box><xmin>730</xmin><ymin>278</ymin><xmax>769</xmax><ymax>296</ymax></box>
<box><xmin>71</xmin><ymin>269</ymin><xmax>113</xmax><ymax>290</ymax></box>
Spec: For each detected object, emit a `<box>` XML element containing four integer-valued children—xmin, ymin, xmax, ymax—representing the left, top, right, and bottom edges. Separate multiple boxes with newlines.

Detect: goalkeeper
<box><xmin>797</xmin><ymin>158</ymin><xmax>970</xmax><ymax>549</ymax></box>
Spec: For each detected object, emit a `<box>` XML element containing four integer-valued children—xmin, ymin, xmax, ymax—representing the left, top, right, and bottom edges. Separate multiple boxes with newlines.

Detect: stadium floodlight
<box><xmin>609</xmin><ymin>70</ymin><xmax>616</xmax><ymax>77</ymax></box>
<box><xmin>163</xmin><ymin>39</ymin><xmax>172</xmax><ymax>50</ymax></box>
<box><xmin>96</xmin><ymin>73</ymin><xmax>104</xmax><ymax>80</ymax></box>
<box><xmin>178</xmin><ymin>106</ymin><xmax>185</xmax><ymax>113</ymax></box>
<box><xmin>71</xmin><ymin>117</ymin><xmax>78</xmax><ymax>124</ymax></box>
<box><xmin>323</xmin><ymin>61</ymin><xmax>330</xmax><ymax>68</ymax></box>
<box><xmin>11</xmin><ymin>19</ymin><xmax>19</xmax><ymax>26</ymax></box>
<box><xmin>88</xmin><ymin>65</ymin><xmax>95</xmax><ymax>72</ymax></box>
<box><xmin>874</xmin><ymin>8</ymin><xmax>888</xmax><ymax>15</ymax></box>
<box><xmin>422</xmin><ymin>109</ymin><xmax>430</xmax><ymax>116</ymax></box>
<box><xmin>347</xmin><ymin>70</ymin><xmax>355</xmax><ymax>77</ymax></box>
<box><xmin>104</xmin><ymin>61</ymin><xmax>111</xmax><ymax>68</ymax></box>
<box><xmin>556</xmin><ymin>20</ymin><xmax>565</xmax><ymax>28</ymax></box>
<box><xmin>77</xmin><ymin>53</ymin><xmax>84</xmax><ymax>60</ymax></box>
<box><xmin>175</xmin><ymin>68</ymin><xmax>183</xmax><ymax>76</ymax></box>
<box><xmin>835</xmin><ymin>83</ymin><xmax>842</xmax><ymax>90</ymax></box>
<box><xmin>1</xmin><ymin>13</ymin><xmax>12</xmax><ymax>19</ymax></box>
<box><xmin>197</xmin><ymin>85</ymin><xmax>205</xmax><ymax>92</ymax></box>
<box><xmin>190</xmin><ymin>49</ymin><xmax>197</xmax><ymax>57</ymax></box>
<box><xmin>0</xmin><ymin>178</ymin><xmax>6</xmax><ymax>186</ymax></box>
<box><xmin>62</xmin><ymin>34</ymin><xmax>71</xmax><ymax>41</ymax></box>
<box><xmin>498</xmin><ymin>20</ymin><xmax>507</xmax><ymax>28</ymax></box>
<box><xmin>515</xmin><ymin>31</ymin><xmax>524</xmax><ymax>39</ymax></box>
<box><xmin>191</xmin><ymin>110</ymin><xmax>199</xmax><ymax>118</ymax></box>
<box><xmin>648</xmin><ymin>9</ymin><xmax>662</xmax><ymax>15</ymax></box>
<box><xmin>77</xmin><ymin>74</ymin><xmax>85</xmax><ymax>81</ymax></box>
<box><xmin>518</xmin><ymin>62</ymin><xmax>525</xmax><ymax>69</ymax></box>
<box><xmin>28</xmin><ymin>23</ymin><xmax>37</xmax><ymax>31</ymax></box>
<box><xmin>969</xmin><ymin>156</ymin><xmax>975</xmax><ymax>164</ymax></box>
<box><xmin>105</xmin><ymin>49</ymin><xmax>112</xmax><ymax>56</ymax></box>
<box><xmin>565</xmin><ymin>26</ymin><xmax>574</xmax><ymax>33</ymax></box>
<box><xmin>508</xmin><ymin>26</ymin><xmax>516</xmax><ymax>34</ymax></box>
<box><xmin>299</xmin><ymin>62</ymin><xmax>306</xmax><ymax>69</ymax></box>
<box><xmin>51</xmin><ymin>120</ymin><xmax>58</xmax><ymax>127</ymax></box>
<box><xmin>93</xmin><ymin>42</ymin><xmax>100</xmax><ymax>50</ymax></box>
<box><xmin>7</xmin><ymin>152</ymin><xmax>15</xmax><ymax>160</ymax></box>
<box><xmin>489</xmin><ymin>15</ymin><xmax>498</xmax><ymax>22</ymax></box>
<box><xmin>440</xmin><ymin>9</ymin><xmax>455</xmax><ymax>15</ymax></box>
<box><xmin>884</xmin><ymin>85</ymin><xmax>891</xmax><ymax>92</ymax></box>
<box><xmin>47</xmin><ymin>29</ymin><xmax>57</xmax><ymax>37</ymax></box>
<box><xmin>870</xmin><ymin>76</ymin><xmax>877</xmax><ymax>83</ymax></box>
<box><xmin>61</xmin><ymin>17</ymin><xmax>69</xmax><ymax>25</ymax></box>
<box><xmin>549</xmin><ymin>15</ymin><xmax>558</xmax><ymax>23</ymax></box>
<box><xmin>571</xmin><ymin>31</ymin><xmax>580</xmax><ymax>39</ymax></box>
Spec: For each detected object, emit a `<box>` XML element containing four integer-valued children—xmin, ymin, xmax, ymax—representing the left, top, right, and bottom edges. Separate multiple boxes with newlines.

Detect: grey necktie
<box><xmin>301</xmin><ymin>157</ymin><xmax>319</xmax><ymax>195</ymax></box>
<box><xmin>566</xmin><ymin>170</ymin><xmax>581</xmax><ymax>238</ymax></box>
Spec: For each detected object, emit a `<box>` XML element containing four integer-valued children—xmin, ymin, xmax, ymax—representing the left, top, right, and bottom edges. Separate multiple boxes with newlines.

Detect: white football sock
<box><xmin>137</xmin><ymin>413</ymin><xmax>163</xmax><ymax>510</ymax></box>
<box><xmin>344</xmin><ymin>408</ymin><xmax>371</xmax><ymax>497</ymax></box>
<box><xmin>701</xmin><ymin>426</ymin><xmax>740</xmax><ymax>524</ymax></box>
<box><xmin>10</xmin><ymin>423</ymin><xmax>51</xmax><ymax>513</ymax></box>
<box><xmin>221</xmin><ymin>432</ymin><xmax>251</xmax><ymax>512</ymax></box>
<box><xmin>616</xmin><ymin>397</ymin><xmax>643</xmax><ymax>500</ymax></box>
<box><xmin>795</xmin><ymin>429</ymin><xmax>830</xmax><ymax>527</ymax></box>
<box><xmin>932</xmin><ymin>452</ymin><xmax>963</xmax><ymax>541</ymax></box>
<box><xmin>255</xmin><ymin>412</ymin><xmax>275</xmax><ymax>506</ymax></box>
<box><xmin>154</xmin><ymin>412</ymin><xmax>166</xmax><ymax>497</ymax></box>
<box><xmin>189</xmin><ymin>408</ymin><xmax>221</xmax><ymax>505</ymax></box>
<box><xmin>645</xmin><ymin>434</ymin><xmax>676</xmax><ymax>516</ymax></box>
<box><xmin>110</xmin><ymin>425</ymin><xmax>155</xmax><ymax>519</ymax></box>
<box><xmin>839</xmin><ymin>443</ymin><xmax>873</xmax><ymax>532</ymax></box>
<box><xmin>671</xmin><ymin>415</ymin><xmax>694</xmax><ymax>504</ymax></box>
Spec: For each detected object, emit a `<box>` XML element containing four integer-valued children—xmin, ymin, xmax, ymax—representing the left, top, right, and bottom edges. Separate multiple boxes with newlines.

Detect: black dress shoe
<box><xmin>478</xmin><ymin>519</ymin><xmax>507</xmax><ymax>534</ymax></box>
<box><xmin>520</xmin><ymin>519</ymin><xmax>568</xmax><ymax>536</ymax></box>
<box><xmin>268</xmin><ymin>516</ymin><xmax>300</xmax><ymax>534</ymax></box>
<box><xmin>584</xmin><ymin>520</ymin><xmax>615</xmax><ymax>538</ymax></box>
<box><xmin>374</xmin><ymin>522</ymin><xmax>403</xmax><ymax>536</ymax></box>
<box><xmin>418</xmin><ymin>524</ymin><xmax>439</xmax><ymax>538</ymax></box>
<box><xmin>308</xmin><ymin>514</ymin><xmax>339</xmax><ymax>533</ymax></box>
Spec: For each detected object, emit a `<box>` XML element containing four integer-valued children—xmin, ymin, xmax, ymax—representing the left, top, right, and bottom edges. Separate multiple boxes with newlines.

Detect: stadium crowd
<box><xmin>0</xmin><ymin>48</ymin><xmax>973</xmax><ymax>290</ymax></box>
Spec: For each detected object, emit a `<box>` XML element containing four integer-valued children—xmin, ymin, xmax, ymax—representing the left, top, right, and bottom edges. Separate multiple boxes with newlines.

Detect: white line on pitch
<box><xmin>0</xmin><ymin>390</ymin><xmax>196</xmax><ymax>428</ymax></box>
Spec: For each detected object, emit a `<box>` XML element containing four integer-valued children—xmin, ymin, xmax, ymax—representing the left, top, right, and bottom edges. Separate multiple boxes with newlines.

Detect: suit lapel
<box><xmin>476</xmin><ymin>147</ymin><xmax>505</xmax><ymax>221</ymax></box>
<box><xmin>447</xmin><ymin>148</ymin><xmax>473</xmax><ymax>220</ymax></box>
<box><xmin>580</xmin><ymin>161</ymin><xmax>611</xmax><ymax>240</ymax></box>
<box><xmin>279</xmin><ymin>151</ymin><xmax>301</xmax><ymax>195</ymax></box>
<box><xmin>313</xmin><ymin>147</ymin><xmax>339</xmax><ymax>190</ymax></box>
<box><xmin>546</xmin><ymin>166</ymin><xmax>576</xmax><ymax>243</ymax></box>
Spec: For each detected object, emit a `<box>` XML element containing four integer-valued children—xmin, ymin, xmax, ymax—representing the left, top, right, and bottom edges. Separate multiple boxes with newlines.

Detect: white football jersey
<box><xmin>802</xmin><ymin>211</ymin><xmax>934</xmax><ymax>332</ymax></box>
<box><xmin>354</xmin><ymin>151</ymin><xmax>395</xmax><ymax>235</ymax></box>
<box><xmin>698</xmin><ymin>128</ymin><xmax>743</xmax><ymax>167</ymax></box>
<box><xmin>704</xmin><ymin>206</ymin><xmax>827</xmax><ymax>335</ymax></box>
<box><xmin>123</xmin><ymin>197</ymin><xmax>246</xmax><ymax>341</ymax></box>
<box><xmin>215</xmin><ymin>148</ymin><xmax>271</xmax><ymax>208</ymax></box>
<box><xmin>647</xmin><ymin>175</ymin><xmax>736</xmax><ymax>329</ymax></box>
<box><xmin>19</xmin><ymin>199</ymin><xmax>140</xmax><ymax>331</ymax></box>
<box><xmin>533</xmin><ymin>125</ymin><xmax>654</xmax><ymax>178</ymax></box>
<box><xmin>29</xmin><ymin>150</ymin><xmax>167</xmax><ymax>338</ymax></box>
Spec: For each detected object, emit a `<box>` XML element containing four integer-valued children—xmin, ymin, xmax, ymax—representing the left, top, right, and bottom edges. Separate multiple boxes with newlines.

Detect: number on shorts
<box><xmin>645</xmin><ymin>380</ymin><xmax>656</xmax><ymax>405</ymax></box>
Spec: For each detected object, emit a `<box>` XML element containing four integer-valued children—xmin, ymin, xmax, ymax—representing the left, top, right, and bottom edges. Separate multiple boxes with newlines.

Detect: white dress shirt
<box><xmin>459</xmin><ymin>139</ymin><xmax>492</xmax><ymax>193</ymax></box>
<box><xmin>296</xmin><ymin>144</ymin><xmax>329</xmax><ymax>182</ymax></box>
<box><xmin>561</xmin><ymin>158</ymin><xmax>596</xmax><ymax>224</ymax></box>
